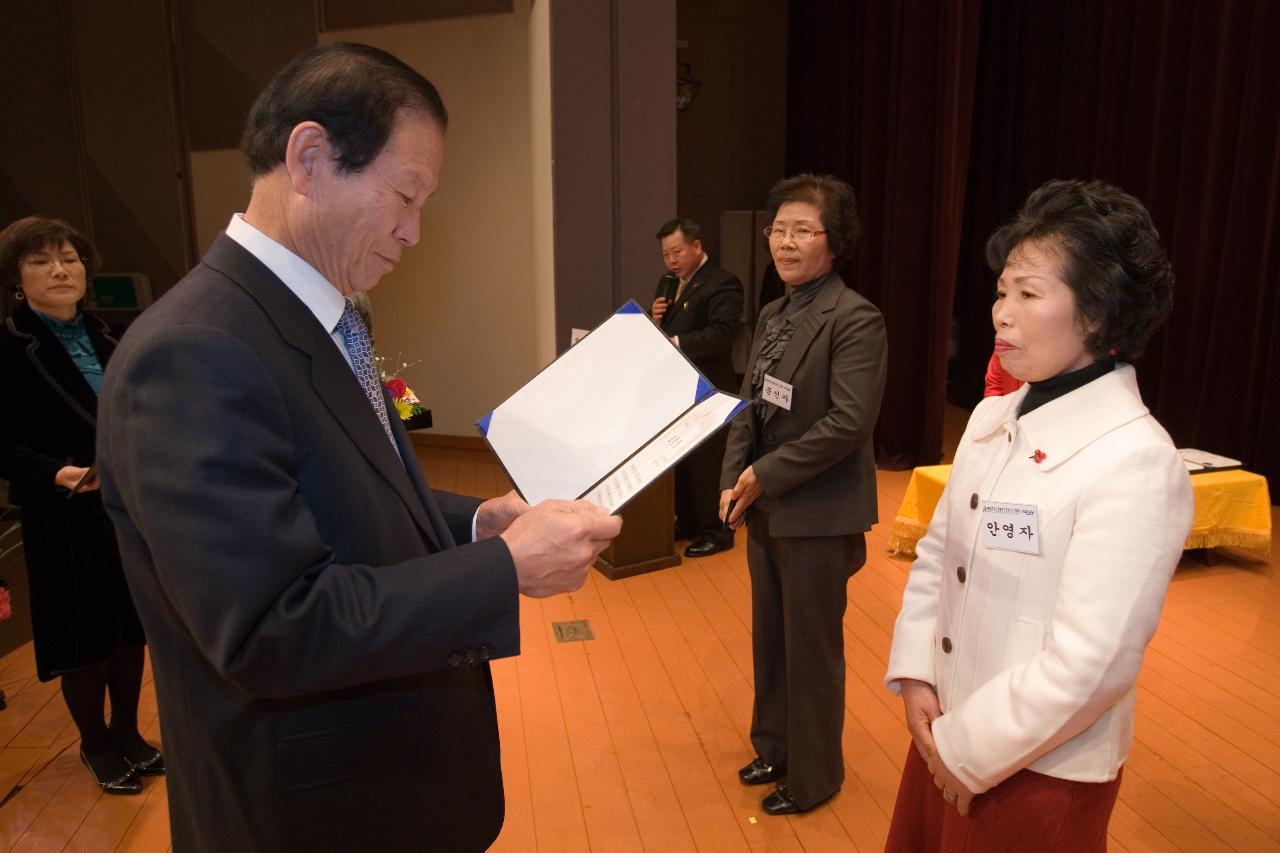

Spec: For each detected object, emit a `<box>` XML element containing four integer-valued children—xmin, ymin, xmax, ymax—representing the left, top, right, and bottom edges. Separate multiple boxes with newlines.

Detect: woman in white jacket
<box><xmin>884</xmin><ymin>179</ymin><xmax>1192</xmax><ymax>851</ymax></box>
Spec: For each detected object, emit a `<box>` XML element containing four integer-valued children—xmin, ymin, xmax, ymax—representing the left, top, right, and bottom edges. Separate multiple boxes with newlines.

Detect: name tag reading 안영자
<box><xmin>979</xmin><ymin>501</ymin><xmax>1041</xmax><ymax>555</ymax></box>
<box><xmin>761</xmin><ymin>374</ymin><xmax>793</xmax><ymax>411</ymax></box>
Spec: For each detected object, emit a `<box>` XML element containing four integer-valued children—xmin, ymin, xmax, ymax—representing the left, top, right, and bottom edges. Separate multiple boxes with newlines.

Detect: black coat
<box><xmin>0</xmin><ymin>302</ymin><xmax>144</xmax><ymax>680</ymax></box>
<box><xmin>655</xmin><ymin>258</ymin><xmax>744</xmax><ymax>391</ymax></box>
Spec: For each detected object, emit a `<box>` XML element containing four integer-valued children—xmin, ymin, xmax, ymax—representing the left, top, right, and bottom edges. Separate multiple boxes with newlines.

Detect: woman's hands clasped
<box><xmin>719</xmin><ymin>465</ymin><xmax>764</xmax><ymax>529</ymax></box>
<box><xmin>900</xmin><ymin>678</ymin><xmax>940</xmax><ymax>762</ymax></box>
<box><xmin>55</xmin><ymin>465</ymin><xmax>98</xmax><ymax>494</ymax></box>
<box><xmin>899</xmin><ymin>678</ymin><xmax>976</xmax><ymax>816</ymax></box>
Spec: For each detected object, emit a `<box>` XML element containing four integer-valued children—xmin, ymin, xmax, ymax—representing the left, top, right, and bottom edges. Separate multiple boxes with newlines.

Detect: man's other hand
<box><xmin>475</xmin><ymin>490</ymin><xmax>529</xmax><ymax>541</ymax></box>
<box><xmin>651</xmin><ymin>296</ymin><xmax>669</xmax><ymax>323</ymax></box>
<box><xmin>500</xmin><ymin>500</ymin><xmax>623</xmax><ymax>597</ymax></box>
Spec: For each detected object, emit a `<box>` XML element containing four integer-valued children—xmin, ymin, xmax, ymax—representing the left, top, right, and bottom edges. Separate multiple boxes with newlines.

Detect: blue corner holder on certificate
<box><xmin>477</xmin><ymin>300</ymin><xmax>749</xmax><ymax>513</ymax></box>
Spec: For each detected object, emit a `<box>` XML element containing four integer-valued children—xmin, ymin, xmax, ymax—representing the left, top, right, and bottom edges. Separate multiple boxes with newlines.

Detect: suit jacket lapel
<box><xmin>665</xmin><ymin>262</ymin><xmax>711</xmax><ymax>326</ymax></box>
<box><xmin>85</xmin><ymin>312</ymin><xmax>120</xmax><ymax>364</ymax></box>
<box><xmin>203</xmin><ymin>236</ymin><xmax>441</xmax><ymax>551</ymax></box>
<box><xmin>761</xmin><ymin>275</ymin><xmax>846</xmax><ymax>429</ymax></box>
<box><xmin>9</xmin><ymin>304</ymin><xmax>101</xmax><ymax>427</ymax></box>
<box><xmin>682</xmin><ymin>261</ymin><xmax>711</xmax><ymax>300</ymax></box>
<box><xmin>390</xmin><ymin>415</ymin><xmax>463</xmax><ymax>548</ymax></box>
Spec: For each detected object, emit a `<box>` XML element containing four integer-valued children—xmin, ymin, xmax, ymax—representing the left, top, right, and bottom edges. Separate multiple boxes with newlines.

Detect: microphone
<box><xmin>658</xmin><ymin>272</ymin><xmax>679</xmax><ymax>303</ymax></box>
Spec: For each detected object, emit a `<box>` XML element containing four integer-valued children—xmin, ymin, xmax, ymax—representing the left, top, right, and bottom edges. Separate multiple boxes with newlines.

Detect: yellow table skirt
<box><xmin>889</xmin><ymin>465</ymin><xmax>1272</xmax><ymax>558</ymax></box>
<box><xmin>888</xmin><ymin>465</ymin><xmax>952</xmax><ymax>556</ymax></box>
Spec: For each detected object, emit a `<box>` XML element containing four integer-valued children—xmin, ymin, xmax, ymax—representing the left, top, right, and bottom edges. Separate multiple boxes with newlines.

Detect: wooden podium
<box><xmin>594</xmin><ymin>470</ymin><xmax>681</xmax><ymax>580</ymax></box>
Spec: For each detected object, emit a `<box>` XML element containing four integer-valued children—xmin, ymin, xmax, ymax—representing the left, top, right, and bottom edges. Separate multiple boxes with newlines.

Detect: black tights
<box><xmin>61</xmin><ymin>642</ymin><xmax>151</xmax><ymax>777</ymax></box>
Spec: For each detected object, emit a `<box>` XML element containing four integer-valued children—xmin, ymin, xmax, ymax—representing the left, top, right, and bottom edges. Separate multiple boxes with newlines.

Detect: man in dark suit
<box><xmin>96</xmin><ymin>43</ymin><xmax>620</xmax><ymax>852</ymax></box>
<box><xmin>650</xmin><ymin>218</ymin><xmax>743</xmax><ymax>558</ymax></box>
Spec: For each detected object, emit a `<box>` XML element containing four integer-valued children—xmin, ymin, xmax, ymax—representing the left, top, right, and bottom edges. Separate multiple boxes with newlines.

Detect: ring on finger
<box><xmin>942</xmin><ymin>789</ymin><xmax>956</xmax><ymax>803</ymax></box>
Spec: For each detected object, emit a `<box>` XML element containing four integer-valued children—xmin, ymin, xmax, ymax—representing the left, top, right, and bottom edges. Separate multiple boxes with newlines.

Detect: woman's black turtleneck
<box><xmin>1017</xmin><ymin>358</ymin><xmax>1116</xmax><ymax>418</ymax></box>
<box><xmin>778</xmin><ymin>271</ymin><xmax>832</xmax><ymax>320</ymax></box>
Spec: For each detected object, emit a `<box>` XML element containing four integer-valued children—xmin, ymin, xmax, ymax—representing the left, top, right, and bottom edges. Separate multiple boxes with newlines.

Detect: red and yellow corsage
<box><xmin>377</xmin><ymin>355</ymin><xmax>426</xmax><ymax>424</ymax></box>
<box><xmin>384</xmin><ymin>376</ymin><xmax>425</xmax><ymax>422</ymax></box>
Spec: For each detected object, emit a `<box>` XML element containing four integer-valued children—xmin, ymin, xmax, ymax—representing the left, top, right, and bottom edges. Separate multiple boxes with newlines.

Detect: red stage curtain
<box><xmin>787</xmin><ymin>1</ymin><xmax>1280</xmax><ymax>490</ymax></box>
<box><xmin>785</xmin><ymin>0</ymin><xmax>981</xmax><ymax>470</ymax></box>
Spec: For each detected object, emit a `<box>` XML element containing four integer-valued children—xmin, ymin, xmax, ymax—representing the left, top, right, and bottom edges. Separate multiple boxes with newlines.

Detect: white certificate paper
<box><xmin>478</xmin><ymin>302</ymin><xmax>749</xmax><ymax>513</ymax></box>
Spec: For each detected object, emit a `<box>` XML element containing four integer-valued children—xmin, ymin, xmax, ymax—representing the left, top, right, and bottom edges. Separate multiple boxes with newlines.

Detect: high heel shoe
<box><xmin>110</xmin><ymin>729</ymin><xmax>166</xmax><ymax>776</ymax></box>
<box><xmin>80</xmin><ymin>748</ymin><xmax>143</xmax><ymax>795</ymax></box>
<box><xmin>129</xmin><ymin>747</ymin><xmax>165</xmax><ymax>776</ymax></box>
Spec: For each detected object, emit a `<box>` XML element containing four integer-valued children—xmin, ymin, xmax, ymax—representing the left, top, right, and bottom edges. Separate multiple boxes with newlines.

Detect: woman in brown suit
<box><xmin>721</xmin><ymin>174</ymin><xmax>888</xmax><ymax>814</ymax></box>
<box><xmin>0</xmin><ymin>216</ymin><xmax>161</xmax><ymax>794</ymax></box>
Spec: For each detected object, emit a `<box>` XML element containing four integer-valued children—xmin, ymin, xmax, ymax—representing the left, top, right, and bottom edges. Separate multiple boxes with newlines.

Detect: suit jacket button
<box><xmin>766</xmin><ymin>433</ymin><xmax>776</xmax><ymax>442</ymax></box>
<box><xmin>956</xmin><ymin>566</ymin><xmax>966</xmax><ymax>583</ymax></box>
<box><xmin>941</xmin><ymin>636</ymin><xmax>953</xmax><ymax>654</ymax></box>
<box><xmin>969</xmin><ymin>493</ymin><xmax>979</xmax><ymax>509</ymax></box>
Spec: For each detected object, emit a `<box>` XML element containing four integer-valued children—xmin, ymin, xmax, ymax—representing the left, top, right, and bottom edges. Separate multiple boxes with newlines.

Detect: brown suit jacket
<box><xmin>721</xmin><ymin>274</ymin><xmax>887</xmax><ymax>537</ymax></box>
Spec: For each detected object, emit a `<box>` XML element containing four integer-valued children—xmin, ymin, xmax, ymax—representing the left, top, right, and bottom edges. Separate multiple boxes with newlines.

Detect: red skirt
<box><xmin>885</xmin><ymin>744</ymin><xmax>1122</xmax><ymax>853</ymax></box>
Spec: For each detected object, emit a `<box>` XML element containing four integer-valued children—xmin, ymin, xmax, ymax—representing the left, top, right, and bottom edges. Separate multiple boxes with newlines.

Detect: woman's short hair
<box><xmin>241</xmin><ymin>42</ymin><xmax>448</xmax><ymax>178</ymax></box>
<box><xmin>0</xmin><ymin>216</ymin><xmax>99</xmax><ymax>315</ymax></box>
<box><xmin>766</xmin><ymin>174</ymin><xmax>861</xmax><ymax>266</ymax></box>
<box><xmin>986</xmin><ymin>179</ymin><xmax>1173</xmax><ymax>361</ymax></box>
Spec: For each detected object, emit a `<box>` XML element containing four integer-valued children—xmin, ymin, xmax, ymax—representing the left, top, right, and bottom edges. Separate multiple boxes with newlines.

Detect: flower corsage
<box><xmin>378</xmin><ymin>355</ymin><xmax>431</xmax><ymax>430</ymax></box>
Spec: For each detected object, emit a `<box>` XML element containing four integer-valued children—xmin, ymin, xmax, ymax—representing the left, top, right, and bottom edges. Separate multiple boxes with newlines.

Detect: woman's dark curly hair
<box><xmin>766</xmin><ymin>173</ymin><xmax>861</xmax><ymax>267</ymax></box>
<box><xmin>986</xmin><ymin>179</ymin><xmax>1173</xmax><ymax>361</ymax></box>
<box><xmin>0</xmin><ymin>216</ymin><xmax>99</xmax><ymax>318</ymax></box>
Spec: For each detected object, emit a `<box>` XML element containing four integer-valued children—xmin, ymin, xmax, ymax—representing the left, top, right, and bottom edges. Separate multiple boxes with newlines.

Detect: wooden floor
<box><xmin>1</xmin><ymin>446</ymin><xmax>1277</xmax><ymax>851</ymax></box>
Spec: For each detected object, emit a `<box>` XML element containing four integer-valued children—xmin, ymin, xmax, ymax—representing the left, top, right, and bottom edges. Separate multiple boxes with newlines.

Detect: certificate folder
<box><xmin>477</xmin><ymin>300</ymin><xmax>749</xmax><ymax>513</ymax></box>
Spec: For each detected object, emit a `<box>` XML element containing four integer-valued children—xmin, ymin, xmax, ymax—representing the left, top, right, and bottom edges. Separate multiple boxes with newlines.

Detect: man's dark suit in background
<box><xmin>651</xmin><ymin>219</ymin><xmax>743</xmax><ymax>557</ymax></box>
<box><xmin>96</xmin><ymin>43</ymin><xmax>619</xmax><ymax>852</ymax></box>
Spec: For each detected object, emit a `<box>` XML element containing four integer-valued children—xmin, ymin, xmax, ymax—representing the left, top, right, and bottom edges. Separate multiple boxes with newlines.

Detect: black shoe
<box><xmin>762</xmin><ymin>783</ymin><xmax>801</xmax><ymax>815</ymax></box>
<box><xmin>738</xmin><ymin>757</ymin><xmax>782</xmax><ymax>786</ymax></box>
<box><xmin>128</xmin><ymin>747</ymin><xmax>165</xmax><ymax>776</ymax></box>
<box><xmin>684</xmin><ymin>531</ymin><xmax>734</xmax><ymax>558</ymax></box>
<box><xmin>112</xmin><ymin>730</ymin><xmax>166</xmax><ymax>776</ymax></box>
<box><xmin>80</xmin><ymin>748</ymin><xmax>142</xmax><ymax>795</ymax></box>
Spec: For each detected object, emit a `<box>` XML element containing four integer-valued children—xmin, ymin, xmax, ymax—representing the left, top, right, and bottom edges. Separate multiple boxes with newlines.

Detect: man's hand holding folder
<box><xmin>498</xmin><ymin>498</ymin><xmax>622</xmax><ymax>597</ymax></box>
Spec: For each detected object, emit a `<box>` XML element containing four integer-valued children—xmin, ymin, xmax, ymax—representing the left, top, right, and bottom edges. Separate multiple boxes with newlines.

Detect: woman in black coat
<box><xmin>0</xmin><ymin>216</ymin><xmax>161</xmax><ymax>794</ymax></box>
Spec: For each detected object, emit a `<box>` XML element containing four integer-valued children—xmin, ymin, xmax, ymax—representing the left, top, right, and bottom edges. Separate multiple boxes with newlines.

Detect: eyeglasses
<box><xmin>762</xmin><ymin>225</ymin><xmax>827</xmax><ymax>242</ymax></box>
<box><xmin>21</xmin><ymin>254</ymin><xmax>85</xmax><ymax>272</ymax></box>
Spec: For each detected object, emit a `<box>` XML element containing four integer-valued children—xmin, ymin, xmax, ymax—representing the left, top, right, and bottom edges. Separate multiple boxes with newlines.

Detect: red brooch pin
<box><xmin>1030</xmin><ymin>449</ymin><xmax>1047</xmax><ymax>464</ymax></box>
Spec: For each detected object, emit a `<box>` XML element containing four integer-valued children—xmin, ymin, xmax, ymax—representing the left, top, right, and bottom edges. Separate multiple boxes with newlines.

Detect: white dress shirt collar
<box><xmin>691</xmin><ymin>251</ymin><xmax>709</xmax><ymax>280</ymax></box>
<box><xmin>225</xmin><ymin>214</ymin><xmax>347</xmax><ymax>335</ymax></box>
